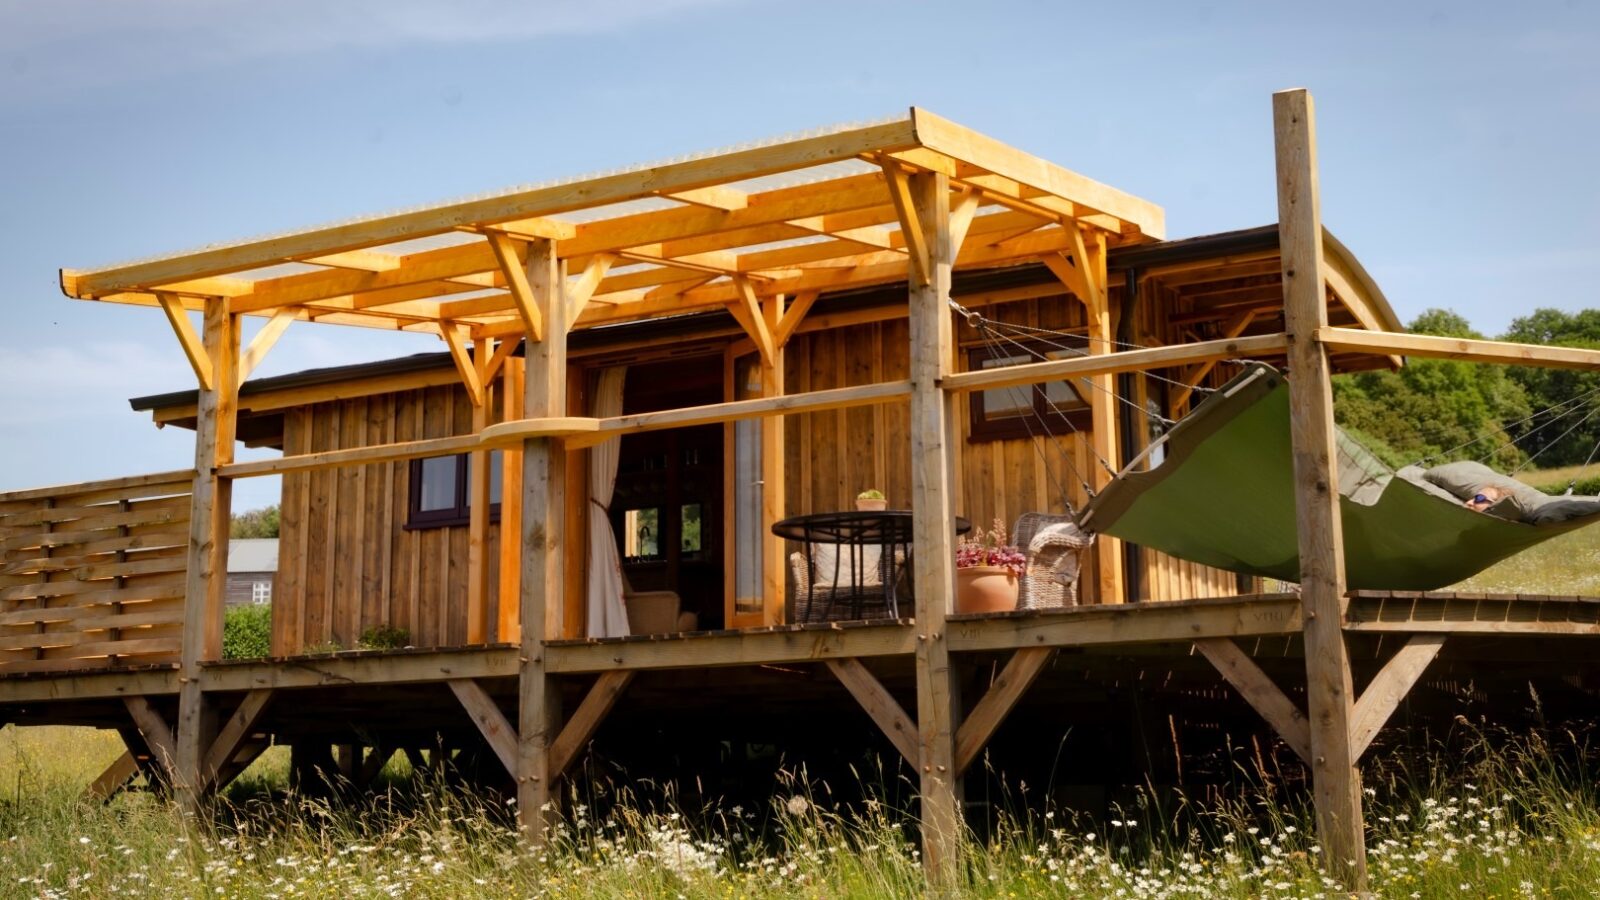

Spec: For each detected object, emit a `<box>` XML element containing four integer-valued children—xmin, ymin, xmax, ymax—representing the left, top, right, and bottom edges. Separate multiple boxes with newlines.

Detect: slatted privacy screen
<box><xmin>0</xmin><ymin>470</ymin><xmax>194</xmax><ymax>673</ymax></box>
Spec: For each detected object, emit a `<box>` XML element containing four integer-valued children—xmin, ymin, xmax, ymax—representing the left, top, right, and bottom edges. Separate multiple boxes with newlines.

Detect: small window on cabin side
<box><xmin>406</xmin><ymin>451</ymin><xmax>504</xmax><ymax>529</ymax></box>
<box><xmin>967</xmin><ymin>337</ymin><xmax>1093</xmax><ymax>442</ymax></box>
<box><xmin>251</xmin><ymin>581</ymin><xmax>271</xmax><ymax>604</ymax></box>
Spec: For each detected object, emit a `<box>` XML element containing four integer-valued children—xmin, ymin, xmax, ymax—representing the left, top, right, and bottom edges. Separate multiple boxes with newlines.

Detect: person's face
<box><xmin>1466</xmin><ymin>486</ymin><xmax>1506</xmax><ymax>511</ymax></box>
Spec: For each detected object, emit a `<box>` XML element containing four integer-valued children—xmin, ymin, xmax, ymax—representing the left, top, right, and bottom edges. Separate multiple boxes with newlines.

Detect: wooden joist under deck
<box><xmin>4</xmin><ymin>592</ymin><xmax>1600</xmax><ymax>706</ymax></box>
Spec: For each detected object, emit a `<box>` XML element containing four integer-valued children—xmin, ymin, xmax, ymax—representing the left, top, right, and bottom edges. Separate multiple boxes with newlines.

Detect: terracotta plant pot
<box><xmin>956</xmin><ymin>565</ymin><xmax>1019</xmax><ymax>613</ymax></box>
<box><xmin>856</xmin><ymin>498</ymin><xmax>888</xmax><ymax>512</ymax></box>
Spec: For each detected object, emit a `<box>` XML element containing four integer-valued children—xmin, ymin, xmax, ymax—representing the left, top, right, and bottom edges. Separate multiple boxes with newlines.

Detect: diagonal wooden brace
<box><xmin>123</xmin><ymin>696</ymin><xmax>180</xmax><ymax>781</ymax></box>
<box><xmin>549</xmin><ymin>671</ymin><xmax>634</xmax><ymax>778</ymax></box>
<box><xmin>1349</xmin><ymin>635</ymin><xmax>1445</xmax><ymax>760</ymax></box>
<box><xmin>825</xmin><ymin>657</ymin><xmax>919</xmax><ymax>766</ymax></box>
<box><xmin>200</xmin><ymin>689</ymin><xmax>274</xmax><ymax>794</ymax></box>
<box><xmin>1195</xmin><ymin>638</ymin><xmax>1312</xmax><ymax>764</ymax></box>
<box><xmin>953</xmin><ymin>647</ymin><xmax>1055</xmax><ymax>775</ymax></box>
<box><xmin>449</xmin><ymin>679</ymin><xmax>519</xmax><ymax>778</ymax></box>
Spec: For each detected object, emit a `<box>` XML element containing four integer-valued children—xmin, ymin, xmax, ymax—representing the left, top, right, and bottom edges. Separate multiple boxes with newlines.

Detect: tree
<box><xmin>1502</xmin><ymin>309</ymin><xmax>1600</xmax><ymax>470</ymax></box>
<box><xmin>1334</xmin><ymin>308</ymin><xmax>1531</xmax><ymax>469</ymax></box>
<box><xmin>230</xmin><ymin>505</ymin><xmax>280</xmax><ymax>539</ymax></box>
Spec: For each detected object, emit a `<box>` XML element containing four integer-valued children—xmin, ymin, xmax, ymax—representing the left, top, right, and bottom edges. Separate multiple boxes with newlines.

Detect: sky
<box><xmin>0</xmin><ymin>0</ymin><xmax>1595</xmax><ymax>510</ymax></box>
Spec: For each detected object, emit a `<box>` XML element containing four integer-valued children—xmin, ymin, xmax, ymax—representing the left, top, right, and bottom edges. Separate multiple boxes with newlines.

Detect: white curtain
<box><xmin>586</xmin><ymin>366</ymin><xmax>630</xmax><ymax>638</ymax></box>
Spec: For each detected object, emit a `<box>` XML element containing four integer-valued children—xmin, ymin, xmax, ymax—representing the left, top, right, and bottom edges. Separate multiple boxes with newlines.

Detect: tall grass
<box><xmin>4</xmin><ymin>721</ymin><xmax>1600</xmax><ymax>897</ymax></box>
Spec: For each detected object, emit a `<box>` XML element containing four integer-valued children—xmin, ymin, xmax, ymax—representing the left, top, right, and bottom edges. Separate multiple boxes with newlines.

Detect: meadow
<box><xmin>3</xmin><ymin>524</ymin><xmax>1600</xmax><ymax>897</ymax></box>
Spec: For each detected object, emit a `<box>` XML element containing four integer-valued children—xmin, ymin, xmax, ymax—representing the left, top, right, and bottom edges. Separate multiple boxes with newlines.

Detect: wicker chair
<box><xmin>787</xmin><ymin>545</ymin><xmax>905</xmax><ymax>623</ymax></box>
<box><xmin>1012</xmin><ymin>512</ymin><xmax>1092</xmax><ymax>608</ymax></box>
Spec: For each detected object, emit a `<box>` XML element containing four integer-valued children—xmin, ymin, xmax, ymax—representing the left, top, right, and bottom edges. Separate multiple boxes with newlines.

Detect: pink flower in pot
<box><xmin>954</xmin><ymin>519</ymin><xmax>1025</xmax><ymax>613</ymax></box>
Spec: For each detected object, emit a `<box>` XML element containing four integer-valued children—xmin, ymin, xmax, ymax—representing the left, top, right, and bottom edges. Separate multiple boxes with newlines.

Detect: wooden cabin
<box><xmin>125</xmin><ymin>224</ymin><xmax>1402</xmax><ymax>655</ymax></box>
<box><xmin>6</xmin><ymin>95</ymin><xmax>1599</xmax><ymax>893</ymax></box>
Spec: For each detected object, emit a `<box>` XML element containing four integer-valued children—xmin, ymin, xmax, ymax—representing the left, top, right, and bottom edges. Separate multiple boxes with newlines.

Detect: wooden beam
<box><xmin>517</xmin><ymin>237</ymin><xmax>565</xmax><ymax>844</ymax></box>
<box><xmin>760</xmin><ymin>293</ymin><xmax>786</xmax><ymax>624</ymax></box>
<box><xmin>449</xmin><ymin>679</ymin><xmax>519</xmax><ymax>778</ymax></box>
<box><xmin>467</xmin><ymin>339</ymin><xmax>494</xmax><ymax>644</ymax></box>
<box><xmin>1194</xmin><ymin>638</ymin><xmax>1311</xmax><ymax>763</ymax></box>
<box><xmin>84</xmin><ymin>750</ymin><xmax>141</xmax><ymax>802</ymax></box>
<box><xmin>482</xmin><ymin>336</ymin><xmax>520</xmax><ymax>385</ymax></box>
<box><xmin>1172</xmin><ymin>310</ymin><xmax>1257</xmax><ymax>410</ymax></box>
<box><xmin>566</xmin><ymin>253</ymin><xmax>616</xmax><ymax>330</ymax></box>
<box><xmin>486</xmin><ymin>232</ymin><xmax>543</xmax><ymax>342</ymax></box>
<box><xmin>441</xmin><ymin>325</ymin><xmax>485</xmax><ymax>407</ymax></box>
<box><xmin>948</xmin><ymin>189</ymin><xmax>982</xmax><ymax>254</ymax></box>
<box><xmin>905</xmin><ymin>169</ymin><xmax>963</xmax><ymax>882</ymax></box>
<box><xmin>199</xmin><ymin>688</ymin><xmax>273</xmax><ymax>791</ymax></box>
<box><xmin>663</xmin><ymin>186</ymin><xmax>749</xmax><ymax>210</ymax></box>
<box><xmin>882</xmin><ymin>162</ymin><xmax>931</xmax><ymax>286</ymax></box>
<box><xmin>546</xmin><ymin>622</ymin><xmax>917</xmax><ymax>673</ymax></box>
<box><xmin>948</xmin><ymin>333</ymin><xmax>1289</xmax><ymax>397</ymax></box>
<box><xmin>772</xmin><ymin>291</ymin><xmax>818</xmax><ymax>349</ymax></box>
<box><xmin>218</xmin><ymin>419</ymin><xmax>598</xmax><ymax>479</ymax></box>
<box><xmin>123</xmin><ymin>696</ymin><xmax>178</xmax><ymax>777</ymax></box>
<box><xmin>1319</xmin><ymin>326</ymin><xmax>1600</xmax><ymax>371</ymax></box>
<box><xmin>69</xmin><ymin>118</ymin><xmax>920</xmax><ymax>295</ymax></box>
<box><xmin>1275</xmin><ymin>87</ymin><xmax>1367</xmax><ymax>892</ymax></box>
<box><xmin>174</xmin><ymin>297</ymin><xmax>238</xmax><ymax>816</ymax></box>
<box><xmin>910</xmin><ymin>108</ymin><xmax>1165</xmax><ymax>239</ymax></box>
<box><xmin>548</xmin><ymin>671</ymin><xmax>635</xmax><ymax>777</ymax></box>
<box><xmin>156</xmin><ymin>293</ymin><xmax>214</xmax><ymax>391</ymax></box>
<box><xmin>1348</xmin><ymin>635</ymin><xmax>1445</xmax><ymax>760</ymax></box>
<box><xmin>238</xmin><ymin>308</ymin><xmax>295</xmax><ymax>384</ymax></box>
<box><xmin>824</xmin><ymin>658</ymin><xmax>919</xmax><ymax>766</ymax></box>
<box><xmin>952</xmin><ymin>647</ymin><xmax>1053</xmax><ymax>775</ymax></box>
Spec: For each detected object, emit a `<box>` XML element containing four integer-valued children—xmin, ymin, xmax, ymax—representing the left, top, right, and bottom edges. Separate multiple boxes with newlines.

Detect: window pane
<box><xmin>623</xmin><ymin>507</ymin><xmax>661</xmax><ymax>561</ymax></box>
<box><xmin>681</xmin><ymin>503</ymin><xmax>703</xmax><ymax>555</ymax></box>
<box><xmin>418</xmin><ymin>456</ymin><xmax>458</xmax><ymax>511</ymax></box>
<box><xmin>1043</xmin><ymin>348</ymin><xmax>1091</xmax><ymax>412</ymax></box>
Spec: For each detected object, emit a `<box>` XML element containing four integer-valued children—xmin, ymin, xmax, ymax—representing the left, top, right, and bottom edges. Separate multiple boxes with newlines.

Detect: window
<box><xmin>251</xmin><ymin>581</ymin><xmax>272</xmax><ymax>604</ymax></box>
<box><xmin>406</xmin><ymin>451</ymin><xmax>504</xmax><ymax>528</ymax></box>
<box><xmin>967</xmin><ymin>337</ymin><xmax>1093</xmax><ymax>442</ymax></box>
<box><xmin>622</xmin><ymin>507</ymin><xmax>661</xmax><ymax>561</ymax></box>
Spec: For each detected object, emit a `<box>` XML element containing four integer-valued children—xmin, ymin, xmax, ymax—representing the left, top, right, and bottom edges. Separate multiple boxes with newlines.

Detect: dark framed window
<box><xmin>967</xmin><ymin>337</ymin><xmax>1093</xmax><ymax>442</ymax></box>
<box><xmin>406</xmin><ymin>452</ymin><xmax>503</xmax><ymax>529</ymax></box>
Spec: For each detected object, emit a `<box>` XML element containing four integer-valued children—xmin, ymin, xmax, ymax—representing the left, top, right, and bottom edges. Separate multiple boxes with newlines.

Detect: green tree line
<box><xmin>1334</xmin><ymin>308</ymin><xmax>1600</xmax><ymax>477</ymax></box>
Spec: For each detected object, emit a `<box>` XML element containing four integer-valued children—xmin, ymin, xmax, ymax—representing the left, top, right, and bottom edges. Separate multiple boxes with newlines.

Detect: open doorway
<box><xmin>609</xmin><ymin>355</ymin><xmax>725</xmax><ymax>630</ymax></box>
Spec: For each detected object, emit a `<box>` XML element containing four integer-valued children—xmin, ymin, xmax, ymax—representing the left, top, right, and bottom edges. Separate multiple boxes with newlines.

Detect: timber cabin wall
<box><xmin>273</xmin><ymin>383</ymin><xmax>507</xmax><ymax>654</ymax></box>
<box><xmin>267</xmin><ymin>283</ymin><xmax>1247</xmax><ymax>651</ymax></box>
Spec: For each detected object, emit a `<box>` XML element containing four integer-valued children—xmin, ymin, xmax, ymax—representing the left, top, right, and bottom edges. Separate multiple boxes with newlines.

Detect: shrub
<box><xmin>222</xmin><ymin>603</ymin><xmax>272</xmax><ymax>659</ymax></box>
<box><xmin>358</xmin><ymin>625</ymin><xmax>411</xmax><ymax>650</ymax></box>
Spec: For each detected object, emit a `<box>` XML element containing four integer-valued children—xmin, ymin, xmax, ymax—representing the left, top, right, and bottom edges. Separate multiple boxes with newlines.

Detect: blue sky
<box><xmin>0</xmin><ymin>0</ymin><xmax>1595</xmax><ymax>509</ymax></box>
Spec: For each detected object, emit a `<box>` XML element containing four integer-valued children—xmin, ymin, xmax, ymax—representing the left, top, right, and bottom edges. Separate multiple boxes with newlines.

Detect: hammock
<box><xmin>1077</xmin><ymin>364</ymin><xmax>1600</xmax><ymax>590</ymax></box>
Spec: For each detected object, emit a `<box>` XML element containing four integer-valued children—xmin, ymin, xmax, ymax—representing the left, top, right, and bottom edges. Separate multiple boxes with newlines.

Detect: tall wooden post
<box><xmin>466</xmin><ymin>340</ymin><xmax>493</xmax><ymax>644</ymax></box>
<box><xmin>1080</xmin><ymin>231</ymin><xmax>1123</xmax><ymax>603</ymax></box>
<box><xmin>906</xmin><ymin>170</ymin><xmax>964</xmax><ymax>882</ymax></box>
<box><xmin>1274</xmin><ymin>87</ymin><xmax>1367</xmax><ymax>890</ymax></box>
<box><xmin>517</xmin><ymin>240</ymin><xmax>565</xmax><ymax>841</ymax></box>
<box><xmin>760</xmin><ymin>295</ymin><xmax>787</xmax><ymax>625</ymax></box>
<box><xmin>175</xmin><ymin>298</ymin><xmax>237</xmax><ymax>815</ymax></box>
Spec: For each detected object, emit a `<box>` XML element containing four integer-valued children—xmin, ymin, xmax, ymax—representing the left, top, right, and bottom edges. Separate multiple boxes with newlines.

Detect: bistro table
<box><xmin>771</xmin><ymin>511</ymin><xmax>973</xmax><ymax>623</ymax></box>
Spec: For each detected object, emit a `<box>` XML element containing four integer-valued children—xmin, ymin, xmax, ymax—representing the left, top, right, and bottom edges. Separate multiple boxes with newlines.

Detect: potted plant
<box><xmin>856</xmin><ymin>489</ymin><xmax>888</xmax><ymax>512</ymax></box>
<box><xmin>955</xmin><ymin>519</ymin><xmax>1026</xmax><ymax>613</ymax></box>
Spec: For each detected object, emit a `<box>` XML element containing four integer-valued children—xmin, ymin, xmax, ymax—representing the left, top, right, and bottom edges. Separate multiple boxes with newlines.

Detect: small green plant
<box><xmin>221</xmin><ymin>603</ymin><xmax>272</xmax><ymax>659</ymax></box>
<box><xmin>856</xmin><ymin>489</ymin><xmax>885</xmax><ymax>500</ymax></box>
<box><xmin>357</xmin><ymin>625</ymin><xmax>411</xmax><ymax>651</ymax></box>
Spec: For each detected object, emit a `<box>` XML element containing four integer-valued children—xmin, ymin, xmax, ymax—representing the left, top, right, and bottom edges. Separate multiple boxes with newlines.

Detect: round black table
<box><xmin>772</xmin><ymin>511</ymin><xmax>972</xmax><ymax>622</ymax></box>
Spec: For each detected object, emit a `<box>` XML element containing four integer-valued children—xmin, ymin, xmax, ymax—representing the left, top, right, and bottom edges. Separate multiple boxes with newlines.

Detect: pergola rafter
<box><xmin>60</xmin><ymin>108</ymin><xmax>1165</xmax><ymax>344</ymax></box>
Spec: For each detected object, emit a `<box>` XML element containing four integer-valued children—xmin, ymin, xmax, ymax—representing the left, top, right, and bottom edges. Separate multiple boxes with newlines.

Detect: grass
<box><xmin>6</xmin><ymin>720</ymin><xmax>1600</xmax><ymax>897</ymax></box>
<box><xmin>6</xmin><ymin>498</ymin><xmax>1600</xmax><ymax>897</ymax></box>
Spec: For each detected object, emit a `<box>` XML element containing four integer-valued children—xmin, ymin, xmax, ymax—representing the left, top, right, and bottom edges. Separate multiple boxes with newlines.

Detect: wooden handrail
<box><xmin>1317</xmin><ymin>327</ymin><xmax>1600</xmax><ymax>370</ymax></box>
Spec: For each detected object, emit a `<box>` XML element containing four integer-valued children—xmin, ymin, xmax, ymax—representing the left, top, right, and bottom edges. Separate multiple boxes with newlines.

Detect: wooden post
<box><xmin>760</xmin><ymin>294</ymin><xmax>786</xmax><ymax>625</ymax></box>
<box><xmin>175</xmin><ymin>297</ymin><xmax>238</xmax><ymax>816</ymax></box>
<box><xmin>466</xmin><ymin>339</ymin><xmax>493</xmax><ymax>644</ymax></box>
<box><xmin>1274</xmin><ymin>87</ymin><xmax>1367</xmax><ymax>890</ymax></box>
<box><xmin>497</xmin><ymin>357</ymin><xmax>525</xmax><ymax>643</ymax></box>
<box><xmin>516</xmin><ymin>240</ymin><xmax>565</xmax><ymax>843</ymax></box>
<box><xmin>1080</xmin><ymin>230</ymin><xmax>1123</xmax><ymax>603</ymax></box>
<box><xmin>905</xmin><ymin>169</ymin><xmax>964</xmax><ymax>882</ymax></box>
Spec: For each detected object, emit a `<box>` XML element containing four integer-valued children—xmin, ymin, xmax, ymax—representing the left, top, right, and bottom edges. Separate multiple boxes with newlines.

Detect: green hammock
<box><xmin>1078</xmin><ymin>364</ymin><xmax>1600</xmax><ymax>591</ymax></box>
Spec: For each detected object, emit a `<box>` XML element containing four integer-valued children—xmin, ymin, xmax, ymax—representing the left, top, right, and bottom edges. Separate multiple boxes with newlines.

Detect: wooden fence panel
<box><xmin>0</xmin><ymin>470</ymin><xmax>193</xmax><ymax>673</ymax></box>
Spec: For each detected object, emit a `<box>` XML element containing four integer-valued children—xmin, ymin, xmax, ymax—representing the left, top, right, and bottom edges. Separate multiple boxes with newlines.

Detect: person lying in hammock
<box><xmin>1464</xmin><ymin>485</ymin><xmax>1508</xmax><ymax>512</ymax></box>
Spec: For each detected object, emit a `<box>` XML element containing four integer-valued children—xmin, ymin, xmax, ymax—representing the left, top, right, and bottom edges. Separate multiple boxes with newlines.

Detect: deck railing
<box><xmin>0</xmin><ymin>470</ymin><xmax>193</xmax><ymax>673</ymax></box>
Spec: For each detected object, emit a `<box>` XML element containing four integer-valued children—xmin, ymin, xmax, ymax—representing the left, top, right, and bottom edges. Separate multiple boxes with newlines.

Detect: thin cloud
<box><xmin>0</xmin><ymin>0</ymin><xmax>737</xmax><ymax>103</ymax></box>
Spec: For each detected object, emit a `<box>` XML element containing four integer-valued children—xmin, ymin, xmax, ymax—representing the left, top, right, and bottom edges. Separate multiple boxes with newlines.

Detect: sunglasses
<box><xmin>1471</xmin><ymin>493</ymin><xmax>1493</xmax><ymax>505</ymax></box>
